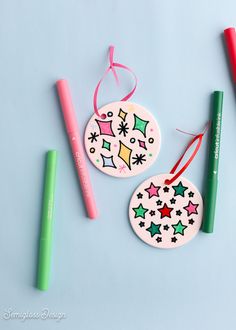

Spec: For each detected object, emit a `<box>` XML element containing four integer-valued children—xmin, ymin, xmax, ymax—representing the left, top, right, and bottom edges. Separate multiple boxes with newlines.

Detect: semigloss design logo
<box><xmin>2</xmin><ymin>308</ymin><xmax>66</xmax><ymax>322</ymax></box>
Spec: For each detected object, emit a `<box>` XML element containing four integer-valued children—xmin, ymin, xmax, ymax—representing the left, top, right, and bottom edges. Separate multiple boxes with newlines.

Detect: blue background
<box><xmin>1</xmin><ymin>0</ymin><xmax>236</xmax><ymax>329</ymax></box>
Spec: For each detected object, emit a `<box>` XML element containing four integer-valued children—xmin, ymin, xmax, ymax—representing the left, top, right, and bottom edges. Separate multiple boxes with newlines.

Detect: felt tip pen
<box><xmin>56</xmin><ymin>79</ymin><xmax>98</xmax><ymax>219</ymax></box>
<box><xmin>202</xmin><ymin>91</ymin><xmax>223</xmax><ymax>233</ymax></box>
<box><xmin>37</xmin><ymin>150</ymin><xmax>58</xmax><ymax>291</ymax></box>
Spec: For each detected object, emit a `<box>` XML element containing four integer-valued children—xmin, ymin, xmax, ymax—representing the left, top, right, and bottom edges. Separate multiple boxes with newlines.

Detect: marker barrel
<box><xmin>37</xmin><ymin>150</ymin><xmax>58</xmax><ymax>290</ymax></box>
<box><xmin>202</xmin><ymin>91</ymin><xmax>223</xmax><ymax>233</ymax></box>
<box><xmin>56</xmin><ymin>79</ymin><xmax>98</xmax><ymax>219</ymax></box>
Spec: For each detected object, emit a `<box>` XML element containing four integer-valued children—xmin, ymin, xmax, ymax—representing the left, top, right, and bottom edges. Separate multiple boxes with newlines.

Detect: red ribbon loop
<box><xmin>93</xmin><ymin>45</ymin><xmax>137</xmax><ymax>118</ymax></box>
<box><xmin>164</xmin><ymin>124</ymin><xmax>209</xmax><ymax>185</ymax></box>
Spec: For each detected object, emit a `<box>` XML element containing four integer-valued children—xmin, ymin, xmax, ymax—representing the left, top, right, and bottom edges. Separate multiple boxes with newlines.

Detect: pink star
<box><xmin>118</xmin><ymin>164</ymin><xmax>126</xmax><ymax>173</ymax></box>
<box><xmin>184</xmin><ymin>201</ymin><xmax>199</xmax><ymax>216</ymax></box>
<box><xmin>145</xmin><ymin>182</ymin><xmax>160</xmax><ymax>198</ymax></box>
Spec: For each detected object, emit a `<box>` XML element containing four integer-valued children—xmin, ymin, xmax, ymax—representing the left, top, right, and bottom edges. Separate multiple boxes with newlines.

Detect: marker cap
<box><xmin>224</xmin><ymin>27</ymin><xmax>236</xmax><ymax>83</ymax></box>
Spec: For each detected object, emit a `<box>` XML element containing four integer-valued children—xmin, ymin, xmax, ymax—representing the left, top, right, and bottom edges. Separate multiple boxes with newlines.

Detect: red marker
<box><xmin>224</xmin><ymin>27</ymin><xmax>236</xmax><ymax>82</ymax></box>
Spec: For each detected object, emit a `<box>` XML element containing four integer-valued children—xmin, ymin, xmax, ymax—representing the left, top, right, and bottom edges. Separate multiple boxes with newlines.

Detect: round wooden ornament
<box><xmin>84</xmin><ymin>46</ymin><xmax>161</xmax><ymax>178</ymax></box>
<box><xmin>129</xmin><ymin>127</ymin><xmax>208</xmax><ymax>248</ymax></box>
<box><xmin>84</xmin><ymin>101</ymin><xmax>161</xmax><ymax>177</ymax></box>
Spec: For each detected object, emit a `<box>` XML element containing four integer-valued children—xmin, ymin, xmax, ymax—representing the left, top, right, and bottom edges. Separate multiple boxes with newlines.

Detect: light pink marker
<box><xmin>56</xmin><ymin>79</ymin><xmax>98</xmax><ymax>219</ymax></box>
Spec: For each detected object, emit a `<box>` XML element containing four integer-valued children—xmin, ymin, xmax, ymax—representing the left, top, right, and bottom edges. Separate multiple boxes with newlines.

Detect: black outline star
<box><xmin>176</xmin><ymin>210</ymin><xmax>182</xmax><ymax>216</ymax></box>
<box><xmin>156</xmin><ymin>237</ymin><xmax>162</xmax><ymax>243</ymax></box>
<box><xmin>163</xmin><ymin>225</ymin><xmax>170</xmax><ymax>231</ymax></box>
<box><xmin>149</xmin><ymin>210</ymin><xmax>156</xmax><ymax>216</ymax></box>
<box><xmin>117</xmin><ymin>121</ymin><xmax>129</xmax><ymax>137</ymax></box>
<box><xmin>88</xmin><ymin>132</ymin><xmax>99</xmax><ymax>143</ymax></box>
<box><xmin>170</xmin><ymin>198</ymin><xmax>176</xmax><ymax>204</ymax></box>
<box><xmin>139</xmin><ymin>221</ymin><xmax>145</xmax><ymax>228</ymax></box>
<box><xmin>171</xmin><ymin>237</ymin><xmax>177</xmax><ymax>243</ymax></box>
<box><xmin>137</xmin><ymin>192</ymin><xmax>143</xmax><ymax>199</ymax></box>
<box><xmin>163</xmin><ymin>186</ymin><xmax>169</xmax><ymax>193</ymax></box>
<box><xmin>132</xmin><ymin>154</ymin><xmax>146</xmax><ymax>166</ymax></box>
<box><xmin>156</xmin><ymin>199</ymin><xmax>162</xmax><ymax>206</ymax></box>
<box><xmin>188</xmin><ymin>191</ymin><xmax>194</xmax><ymax>198</ymax></box>
<box><xmin>188</xmin><ymin>218</ymin><xmax>195</xmax><ymax>225</ymax></box>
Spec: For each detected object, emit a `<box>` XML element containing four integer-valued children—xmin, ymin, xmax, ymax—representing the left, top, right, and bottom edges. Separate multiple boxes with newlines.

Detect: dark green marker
<box><xmin>202</xmin><ymin>91</ymin><xmax>223</xmax><ymax>233</ymax></box>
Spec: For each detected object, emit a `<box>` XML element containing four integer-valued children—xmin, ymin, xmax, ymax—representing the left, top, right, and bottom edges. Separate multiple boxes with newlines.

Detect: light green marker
<box><xmin>37</xmin><ymin>150</ymin><xmax>58</xmax><ymax>290</ymax></box>
<box><xmin>202</xmin><ymin>91</ymin><xmax>223</xmax><ymax>233</ymax></box>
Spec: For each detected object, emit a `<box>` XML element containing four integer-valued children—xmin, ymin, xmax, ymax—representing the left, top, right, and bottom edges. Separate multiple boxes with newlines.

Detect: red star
<box><xmin>157</xmin><ymin>203</ymin><xmax>173</xmax><ymax>219</ymax></box>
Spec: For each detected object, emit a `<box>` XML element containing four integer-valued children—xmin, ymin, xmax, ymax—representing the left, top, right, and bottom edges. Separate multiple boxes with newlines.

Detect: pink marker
<box><xmin>56</xmin><ymin>79</ymin><xmax>98</xmax><ymax>219</ymax></box>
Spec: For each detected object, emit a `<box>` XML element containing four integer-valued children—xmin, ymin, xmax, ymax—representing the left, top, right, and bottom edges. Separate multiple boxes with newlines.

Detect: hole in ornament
<box><xmin>101</xmin><ymin>113</ymin><xmax>106</xmax><ymax>119</ymax></box>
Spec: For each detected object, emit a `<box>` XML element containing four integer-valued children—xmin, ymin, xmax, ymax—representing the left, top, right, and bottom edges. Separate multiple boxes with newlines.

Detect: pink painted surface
<box><xmin>84</xmin><ymin>101</ymin><xmax>161</xmax><ymax>178</ymax></box>
<box><xmin>129</xmin><ymin>174</ymin><xmax>203</xmax><ymax>248</ymax></box>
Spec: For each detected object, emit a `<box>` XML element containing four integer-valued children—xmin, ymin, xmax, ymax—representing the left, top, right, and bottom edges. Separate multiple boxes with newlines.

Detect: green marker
<box><xmin>202</xmin><ymin>91</ymin><xmax>223</xmax><ymax>233</ymax></box>
<box><xmin>37</xmin><ymin>150</ymin><xmax>58</xmax><ymax>290</ymax></box>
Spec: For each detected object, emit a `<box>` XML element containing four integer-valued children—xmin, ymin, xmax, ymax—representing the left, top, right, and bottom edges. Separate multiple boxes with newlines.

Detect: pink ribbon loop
<box><xmin>93</xmin><ymin>45</ymin><xmax>137</xmax><ymax>118</ymax></box>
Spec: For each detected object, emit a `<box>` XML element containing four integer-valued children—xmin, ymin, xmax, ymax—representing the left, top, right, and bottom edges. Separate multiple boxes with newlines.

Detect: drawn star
<box><xmin>118</xmin><ymin>108</ymin><xmax>127</xmax><ymax>121</ymax></box>
<box><xmin>101</xmin><ymin>154</ymin><xmax>117</xmax><ymax>168</ymax></box>
<box><xmin>170</xmin><ymin>198</ymin><xmax>176</xmax><ymax>204</ymax></box>
<box><xmin>172</xmin><ymin>181</ymin><xmax>188</xmax><ymax>197</ymax></box>
<box><xmin>176</xmin><ymin>210</ymin><xmax>182</xmax><ymax>216</ymax></box>
<box><xmin>146</xmin><ymin>222</ymin><xmax>161</xmax><ymax>237</ymax></box>
<box><xmin>132</xmin><ymin>204</ymin><xmax>148</xmax><ymax>219</ymax></box>
<box><xmin>88</xmin><ymin>131</ymin><xmax>99</xmax><ymax>143</ymax></box>
<box><xmin>156</xmin><ymin>200</ymin><xmax>162</xmax><ymax>206</ymax></box>
<box><xmin>188</xmin><ymin>218</ymin><xmax>195</xmax><ymax>225</ymax></box>
<box><xmin>171</xmin><ymin>237</ymin><xmax>177</xmax><ymax>243</ymax></box>
<box><xmin>156</xmin><ymin>237</ymin><xmax>162</xmax><ymax>243</ymax></box>
<box><xmin>139</xmin><ymin>221</ymin><xmax>145</xmax><ymax>228</ymax></box>
<box><xmin>184</xmin><ymin>201</ymin><xmax>199</xmax><ymax>216</ymax></box>
<box><xmin>158</xmin><ymin>203</ymin><xmax>173</xmax><ymax>219</ymax></box>
<box><xmin>95</xmin><ymin>119</ymin><xmax>115</xmax><ymax>136</ymax></box>
<box><xmin>163</xmin><ymin>225</ymin><xmax>170</xmax><ymax>231</ymax></box>
<box><xmin>133</xmin><ymin>114</ymin><xmax>149</xmax><ymax>137</ymax></box>
<box><xmin>137</xmin><ymin>192</ymin><xmax>143</xmax><ymax>199</ymax></box>
<box><xmin>149</xmin><ymin>210</ymin><xmax>156</xmax><ymax>216</ymax></box>
<box><xmin>172</xmin><ymin>220</ymin><xmax>187</xmax><ymax>236</ymax></box>
<box><xmin>163</xmin><ymin>186</ymin><xmax>169</xmax><ymax>193</ymax></box>
<box><xmin>188</xmin><ymin>191</ymin><xmax>194</xmax><ymax>198</ymax></box>
<box><xmin>118</xmin><ymin>141</ymin><xmax>132</xmax><ymax>170</ymax></box>
<box><xmin>117</xmin><ymin>121</ymin><xmax>129</xmax><ymax>137</ymax></box>
<box><xmin>144</xmin><ymin>182</ymin><xmax>160</xmax><ymax>198</ymax></box>
<box><xmin>132</xmin><ymin>154</ymin><xmax>146</xmax><ymax>166</ymax></box>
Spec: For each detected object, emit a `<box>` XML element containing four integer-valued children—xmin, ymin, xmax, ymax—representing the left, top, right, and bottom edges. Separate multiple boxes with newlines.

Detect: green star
<box><xmin>132</xmin><ymin>203</ymin><xmax>148</xmax><ymax>219</ymax></box>
<box><xmin>146</xmin><ymin>222</ymin><xmax>161</xmax><ymax>237</ymax></box>
<box><xmin>102</xmin><ymin>139</ymin><xmax>111</xmax><ymax>151</ymax></box>
<box><xmin>172</xmin><ymin>220</ymin><xmax>187</xmax><ymax>236</ymax></box>
<box><xmin>133</xmin><ymin>114</ymin><xmax>149</xmax><ymax>137</ymax></box>
<box><xmin>172</xmin><ymin>181</ymin><xmax>188</xmax><ymax>197</ymax></box>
